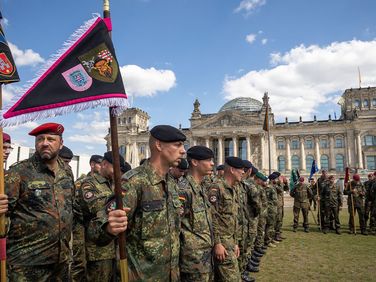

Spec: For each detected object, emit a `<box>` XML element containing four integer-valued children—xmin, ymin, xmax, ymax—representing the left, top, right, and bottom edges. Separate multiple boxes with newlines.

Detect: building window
<box><xmin>277</xmin><ymin>140</ymin><xmax>285</xmax><ymax>150</ymax></box>
<box><xmin>335</xmin><ymin>137</ymin><xmax>344</xmax><ymax>148</ymax></box>
<box><xmin>291</xmin><ymin>155</ymin><xmax>300</xmax><ymax>170</ymax></box>
<box><xmin>320</xmin><ymin>139</ymin><xmax>328</xmax><ymax>148</ymax></box>
<box><xmin>224</xmin><ymin>138</ymin><xmax>233</xmax><ymax>159</ymax></box>
<box><xmin>305</xmin><ymin>139</ymin><xmax>313</xmax><ymax>149</ymax></box>
<box><xmin>366</xmin><ymin>155</ymin><xmax>376</xmax><ymax>170</ymax></box>
<box><xmin>373</xmin><ymin>98</ymin><xmax>376</xmax><ymax>107</ymax></box>
<box><xmin>335</xmin><ymin>154</ymin><xmax>344</xmax><ymax>172</ymax></box>
<box><xmin>118</xmin><ymin>118</ymin><xmax>121</xmax><ymax>124</ymax></box>
<box><xmin>363</xmin><ymin>99</ymin><xmax>369</xmax><ymax>107</ymax></box>
<box><xmin>128</xmin><ymin>117</ymin><xmax>132</xmax><ymax>123</ymax></box>
<box><xmin>306</xmin><ymin>155</ymin><xmax>314</xmax><ymax>171</ymax></box>
<box><xmin>320</xmin><ymin>154</ymin><xmax>329</xmax><ymax>170</ymax></box>
<box><xmin>238</xmin><ymin>138</ymin><xmax>247</xmax><ymax>160</ymax></box>
<box><xmin>291</xmin><ymin>139</ymin><xmax>299</xmax><ymax>150</ymax></box>
<box><xmin>354</xmin><ymin>99</ymin><xmax>361</xmax><ymax>108</ymax></box>
<box><xmin>278</xmin><ymin>156</ymin><xmax>286</xmax><ymax>172</ymax></box>
<box><xmin>363</xmin><ymin>135</ymin><xmax>376</xmax><ymax>146</ymax></box>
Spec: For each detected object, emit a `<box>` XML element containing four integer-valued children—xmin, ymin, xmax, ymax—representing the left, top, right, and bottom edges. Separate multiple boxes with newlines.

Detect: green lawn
<box><xmin>252</xmin><ymin>207</ymin><xmax>376</xmax><ymax>282</ymax></box>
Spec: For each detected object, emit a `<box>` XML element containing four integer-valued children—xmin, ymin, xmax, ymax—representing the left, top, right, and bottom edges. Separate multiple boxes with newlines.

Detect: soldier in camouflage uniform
<box><xmin>364</xmin><ymin>173</ymin><xmax>374</xmax><ymax>230</ymax></box>
<box><xmin>290</xmin><ymin>177</ymin><xmax>312</xmax><ymax>232</ymax></box>
<box><xmin>71</xmin><ymin>154</ymin><xmax>104</xmax><ymax>280</ymax></box>
<box><xmin>344</xmin><ymin>174</ymin><xmax>367</xmax><ymax>235</ymax></box>
<box><xmin>87</xmin><ymin>125</ymin><xmax>186</xmax><ymax>281</ymax></box>
<box><xmin>264</xmin><ymin>173</ymin><xmax>279</xmax><ymax>247</ymax></box>
<box><xmin>249</xmin><ymin>172</ymin><xmax>268</xmax><ymax>273</ymax></box>
<box><xmin>369</xmin><ymin>172</ymin><xmax>376</xmax><ymax>235</ymax></box>
<box><xmin>72</xmin><ymin>152</ymin><xmax>130</xmax><ymax>282</ymax></box>
<box><xmin>0</xmin><ymin>133</ymin><xmax>11</xmax><ymax>216</ymax></box>
<box><xmin>317</xmin><ymin>170</ymin><xmax>329</xmax><ymax>229</ymax></box>
<box><xmin>320</xmin><ymin>175</ymin><xmax>342</xmax><ymax>234</ymax></box>
<box><xmin>169</xmin><ymin>157</ymin><xmax>189</xmax><ymax>184</ymax></box>
<box><xmin>207</xmin><ymin>157</ymin><xmax>243</xmax><ymax>282</ymax></box>
<box><xmin>5</xmin><ymin>123</ymin><xmax>74</xmax><ymax>281</ymax></box>
<box><xmin>273</xmin><ymin>172</ymin><xmax>285</xmax><ymax>241</ymax></box>
<box><xmin>178</xmin><ymin>146</ymin><xmax>214</xmax><ymax>282</ymax></box>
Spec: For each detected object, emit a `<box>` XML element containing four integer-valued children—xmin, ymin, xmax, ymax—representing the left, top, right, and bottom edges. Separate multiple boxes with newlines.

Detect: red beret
<box><xmin>3</xmin><ymin>133</ymin><xmax>11</xmax><ymax>143</ymax></box>
<box><xmin>353</xmin><ymin>174</ymin><xmax>360</xmax><ymax>181</ymax></box>
<box><xmin>374</xmin><ymin>171</ymin><xmax>376</xmax><ymax>176</ymax></box>
<box><xmin>28</xmin><ymin>123</ymin><xmax>64</xmax><ymax>136</ymax></box>
<box><xmin>299</xmin><ymin>176</ymin><xmax>304</xmax><ymax>182</ymax></box>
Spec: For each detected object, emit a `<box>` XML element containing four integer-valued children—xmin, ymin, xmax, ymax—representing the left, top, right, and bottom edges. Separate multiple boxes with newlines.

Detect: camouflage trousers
<box><xmin>8</xmin><ymin>262</ymin><xmax>69</xmax><ymax>282</ymax></box>
<box><xmin>254</xmin><ymin>212</ymin><xmax>267</xmax><ymax>250</ymax></box>
<box><xmin>348</xmin><ymin>205</ymin><xmax>366</xmax><ymax>231</ymax></box>
<box><xmin>370</xmin><ymin>204</ymin><xmax>376</xmax><ymax>232</ymax></box>
<box><xmin>275</xmin><ymin>206</ymin><xmax>284</xmax><ymax>236</ymax></box>
<box><xmin>181</xmin><ymin>271</ymin><xmax>212</xmax><ymax>282</ymax></box>
<box><xmin>245</xmin><ymin>217</ymin><xmax>259</xmax><ymax>260</ymax></box>
<box><xmin>86</xmin><ymin>259</ymin><xmax>115</xmax><ymax>282</ymax></box>
<box><xmin>237</xmin><ymin>220</ymin><xmax>249</xmax><ymax>271</ymax></box>
<box><xmin>322</xmin><ymin>205</ymin><xmax>340</xmax><ymax>230</ymax></box>
<box><xmin>214</xmin><ymin>244</ymin><xmax>241</xmax><ymax>282</ymax></box>
<box><xmin>293</xmin><ymin>206</ymin><xmax>309</xmax><ymax>229</ymax></box>
<box><xmin>264</xmin><ymin>210</ymin><xmax>277</xmax><ymax>245</ymax></box>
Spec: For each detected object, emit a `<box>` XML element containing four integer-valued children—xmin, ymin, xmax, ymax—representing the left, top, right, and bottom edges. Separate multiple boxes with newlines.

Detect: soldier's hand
<box><xmin>234</xmin><ymin>245</ymin><xmax>240</xmax><ymax>258</ymax></box>
<box><xmin>0</xmin><ymin>194</ymin><xmax>8</xmax><ymax>215</ymax></box>
<box><xmin>214</xmin><ymin>243</ymin><xmax>228</xmax><ymax>262</ymax></box>
<box><xmin>106</xmin><ymin>208</ymin><xmax>131</xmax><ymax>236</ymax></box>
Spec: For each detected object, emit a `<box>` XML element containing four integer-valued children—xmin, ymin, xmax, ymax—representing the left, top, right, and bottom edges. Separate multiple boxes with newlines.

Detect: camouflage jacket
<box><xmin>258</xmin><ymin>184</ymin><xmax>268</xmax><ymax>217</ymax></box>
<box><xmin>243</xmin><ymin>178</ymin><xmax>261</xmax><ymax>219</ymax></box>
<box><xmin>265</xmin><ymin>185</ymin><xmax>278</xmax><ymax>215</ymax></box>
<box><xmin>207</xmin><ymin>178</ymin><xmax>239</xmax><ymax>248</ymax></box>
<box><xmin>178</xmin><ymin>174</ymin><xmax>213</xmax><ymax>274</ymax></box>
<box><xmin>344</xmin><ymin>180</ymin><xmax>365</xmax><ymax>208</ymax></box>
<box><xmin>320</xmin><ymin>181</ymin><xmax>342</xmax><ymax>207</ymax></box>
<box><xmin>74</xmin><ymin>172</ymin><xmax>116</xmax><ymax>261</ymax></box>
<box><xmin>273</xmin><ymin>182</ymin><xmax>285</xmax><ymax>207</ymax></box>
<box><xmin>5</xmin><ymin>154</ymin><xmax>74</xmax><ymax>265</ymax></box>
<box><xmin>290</xmin><ymin>183</ymin><xmax>312</xmax><ymax>209</ymax></box>
<box><xmin>88</xmin><ymin>160</ymin><xmax>181</xmax><ymax>282</ymax></box>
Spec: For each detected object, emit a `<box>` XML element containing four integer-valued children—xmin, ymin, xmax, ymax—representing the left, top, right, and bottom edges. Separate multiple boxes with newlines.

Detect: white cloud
<box><xmin>223</xmin><ymin>39</ymin><xmax>376</xmax><ymax>119</ymax></box>
<box><xmin>120</xmin><ymin>65</ymin><xmax>176</xmax><ymax>97</ymax></box>
<box><xmin>246</xmin><ymin>33</ymin><xmax>257</xmax><ymax>44</ymax></box>
<box><xmin>235</xmin><ymin>0</ymin><xmax>266</xmax><ymax>14</ymax></box>
<box><xmin>9</xmin><ymin>42</ymin><xmax>44</xmax><ymax>67</ymax></box>
<box><xmin>68</xmin><ymin>134</ymin><xmax>106</xmax><ymax>144</ymax></box>
<box><xmin>261</xmin><ymin>38</ymin><xmax>268</xmax><ymax>45</ymax></box>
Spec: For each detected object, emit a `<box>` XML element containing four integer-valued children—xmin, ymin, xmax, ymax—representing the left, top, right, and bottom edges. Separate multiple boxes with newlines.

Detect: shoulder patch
<box><xmin>84</xmin><ymin>191</ymin><xmax>94</xmax><ymax>200</ymax></box>
<box><xmin>105</xmin><ymin>197</ymin><xmax>117</xmax><ymax>213</ymax></box>
<box><xmin>122</xmin><ymin>168</ymin><xmax>139</xmax><ymax>180</ymax></box>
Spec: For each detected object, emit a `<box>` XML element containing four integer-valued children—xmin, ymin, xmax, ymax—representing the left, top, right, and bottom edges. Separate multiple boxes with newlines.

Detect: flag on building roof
<box><xmin>0</xmin><ymin>11</ymin><xmax>20</xmax><ymax>84</ymax></box>
<box><xmin>1</xmin><ymin>16</ymin><xmax>127</xmax><ymax>126</ymax></box>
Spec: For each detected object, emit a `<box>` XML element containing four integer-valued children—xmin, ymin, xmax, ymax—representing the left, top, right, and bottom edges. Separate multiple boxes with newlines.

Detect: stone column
<box><xmin>286</xmin><ymin>137</ymin><xmax>291</xmax><ymax>171</ymax></box>
<box><xmin>300</xmin><ymin>137</ymin><xmax>306</xmax><ymax>171</ymax></box>
<box><xmin>125</xmin><ymin>143</ymin><xmax>130</xmax><ymax>163</ymax></box>
<box><xmin>346</xmin><ymin>130</ymin><xmax>355</xmax><ymax>167</ymax></box>
<box><xmin>233</xmin><ymin>136</ymin><xmax>238</xmax><ymax>157</ymax></box>
<box><xmin>246</xmin><ymin>136</ymin><xmax>251</xmax><ymax>161</ymax></box>
<box><xmin>329</xmin><ymin>134</ymin><xmax>336</xmax><ymax>171</ymax></box>
<box><xmin>218</xmin><ymin>137</ymin><xmax>224</xmax><ymax>164</ymax></box>
<box><xmin>192</xmin><ymin>138</ymin><xmax>197</xmax><ymax>146</ymax></box>
<box><xmin>314</xmin><ymin>136</ymin><xmax>321</xmax><ymax>169</ymax></box>
<box><xmin>205</xmin><ymin>137</ymin><xmax>210</xmax><ymax>148</ymax></box>
<box><xmin>132</xmin><ymin>142</ymin><xmax>139</xmax><ymax>168</ymax></box>
<box><xmin>145</xmin><ymin>145</ymin><xmax>150</xmax><ymax>159</ymax></box>
<box><xmin>260</xmin><ymin>133</ymin><xmax>265</xmax><ymax>170</ymax></box>
<box><xmin>356</xmin><ymin>131</ymin><xmax>363</xmax><ymax>169</ymax></box>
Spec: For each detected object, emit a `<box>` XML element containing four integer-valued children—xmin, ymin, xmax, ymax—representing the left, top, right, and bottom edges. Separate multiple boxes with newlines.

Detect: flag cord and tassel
<box><xmin>103</xmin><ymin>1</ymin><xmax>129</xmax><ymax>281</ymax></box>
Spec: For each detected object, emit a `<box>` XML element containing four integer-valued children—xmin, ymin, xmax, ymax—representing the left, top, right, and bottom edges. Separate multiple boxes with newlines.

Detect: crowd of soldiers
<box><xmin>290</xmin><ymin>170</ymin><xmax>376</xmax><ymax>236</ymax></box>
<box><xmin>0</xmin><ymin>122</ymin><xmax>375</xmax><ymax>282</ymax></box>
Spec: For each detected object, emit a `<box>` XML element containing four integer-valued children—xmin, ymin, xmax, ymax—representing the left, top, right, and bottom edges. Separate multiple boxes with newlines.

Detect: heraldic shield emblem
<box><xmin>0</xmin><ymin>52</ymin><xmax>14</xmax><ymax>76</ymax></box>
<box><xmin>62</xmin><ymin>64</ymin><xmax>93</xmax><ymax>91</ymax></box>
<box><xmin>79</xmin><ymin>42</ymin><xmax>119</xmax><ymax>83</ymax></box>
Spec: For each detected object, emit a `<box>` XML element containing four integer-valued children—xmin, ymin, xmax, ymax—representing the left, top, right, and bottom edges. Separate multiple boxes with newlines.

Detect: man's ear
<box><xmin>191</xmin><ymin>159</ymin><xmax>198</xmax><ymax>167</ymax></box>
<box><xmin>59</xmin><ymin>137</ymin><xmax>64</xmax><ymax>150</ymax></box>
<box><xmin>155</xmin><ymin>140</ymin><xmax>163</xmax><ymax>152</ymax></box>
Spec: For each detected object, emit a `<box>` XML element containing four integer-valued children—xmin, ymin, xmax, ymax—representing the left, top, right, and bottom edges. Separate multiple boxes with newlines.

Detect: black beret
<box><xmin>187</xmin><ymin>146</ymin><xmax>214</xmax><ymax>160</ymax></box>
<box><xmin>150</xmin><ymin>125</ymin><xmax>186</xmax><ymax>142</ymax></box>
<box><xmin>59</xmin><ymin>146</ymin><xmax>73</xmax><ymax>160</ymax></box>
<box><xmin>103</xmin><ymin>151</ymin><xmax>129</xmax><ymax>173</ymax></box>
<box><xmin>268</xmin><ymin>171</ymin><xmax>281</xmax><ymax>180</ymax></box>
<box><xmin>216</xmin><ymin>164</ymin><xmax>224</xmax><ymax>171</ymax></box>
<box><xmin>177</xmin><ymin>158</ymin><xmax>189</xmax><ymax>170</ymax></box>
<box><xmin>225</xmin><ymin>156</ymin><xmax>244</xmax><ymax>169</ymax></box>
<box><xmin>243</xmin><ymin>160</ymin><xmax>253</xmax><ymax>169</ymax></box>
<box><xmin>250</xmin><ymin>166</ymin><xmax>259</xmax><ymax>176</ymax></box>
<box><xmin>90</xmin><ymin>154</ymin><xmax>103</xmax><ymax>163</ymax></box>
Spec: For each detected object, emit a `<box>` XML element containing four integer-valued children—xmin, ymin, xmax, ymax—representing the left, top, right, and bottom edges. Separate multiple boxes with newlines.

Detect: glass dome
<box><xmin>219</xmin><ymin>97</ymin><xmax>263</xmax><ymax>112</ymax></box>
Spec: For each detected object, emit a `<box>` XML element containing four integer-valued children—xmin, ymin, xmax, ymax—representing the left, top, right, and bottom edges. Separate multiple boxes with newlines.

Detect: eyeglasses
<box><xmin>3</xmin><ymin>146</ymin><xmax>13</xmax><ymax>152</ymax></box>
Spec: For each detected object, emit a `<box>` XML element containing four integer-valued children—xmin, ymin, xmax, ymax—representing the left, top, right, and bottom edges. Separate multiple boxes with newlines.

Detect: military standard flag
<box><xmin>1</xmin><ymin>16</ymin><xmax>127</xmax><ymax>126</ymax></box>
<box><xmin>0</xmin><ymin>11</ymin><xmax>19</xmax><ymax>84</ymax></box>
<box><xmin>309</xmin><ymin>159</ymin><xmax>319</xmax><ymax>180</ymax></box>
<box><xmin>289</xmin><ymin>168</ymin><xmax>299</xmax><ymax>191</ymax></box>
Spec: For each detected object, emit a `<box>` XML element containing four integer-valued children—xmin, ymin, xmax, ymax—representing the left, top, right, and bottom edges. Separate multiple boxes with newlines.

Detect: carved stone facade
<box><xmin>107</xmin><ymin>88</ymin><xmax>376</xmax><ymax>176</ymax></box>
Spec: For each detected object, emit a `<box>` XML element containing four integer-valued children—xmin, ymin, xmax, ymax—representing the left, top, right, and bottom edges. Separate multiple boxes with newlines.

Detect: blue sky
<box><xmin>1</xmin><ymin>0</ymin><xmax>376</xmax><ymax>156</ymax></box>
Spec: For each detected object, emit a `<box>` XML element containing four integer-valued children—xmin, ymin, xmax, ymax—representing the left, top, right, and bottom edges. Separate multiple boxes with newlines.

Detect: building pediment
<box><xmin>191</xmin><ymin>112</ymin><xmax>262</xmax><ymax>129</ymax></box>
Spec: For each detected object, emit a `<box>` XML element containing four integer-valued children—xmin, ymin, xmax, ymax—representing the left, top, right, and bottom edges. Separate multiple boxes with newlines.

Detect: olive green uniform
<box><xmin>290</xmin><ymin>183</ymin><xmax>312</xmax><ymax>230</ymax></box>
<box><xmin>264</xmin><ymin>184</ymin><xmax>278</xmax><ymax>245</ymax></box>
<box><xmin>344</xmin><ymin>180</ymin><xmax>366</xmax><ymax>232</ymax></box>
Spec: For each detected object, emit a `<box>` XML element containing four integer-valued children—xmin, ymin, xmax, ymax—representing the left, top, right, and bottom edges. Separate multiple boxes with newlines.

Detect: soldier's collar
<box><xmin>144</xmin><ymin>161</ymin><xmax>166</xmax><ymax>185</ymax></box>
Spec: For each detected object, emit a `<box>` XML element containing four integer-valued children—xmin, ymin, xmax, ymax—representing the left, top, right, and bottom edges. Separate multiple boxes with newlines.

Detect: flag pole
<box><xmin>103</xmin><ymin>1</ymin><xmax>128</xmax><ymax>281</ymax></box>
<box><xmin>263</xmin><ymin>92</ymin><xmax>271</xmax><ymax>175</ymax></box>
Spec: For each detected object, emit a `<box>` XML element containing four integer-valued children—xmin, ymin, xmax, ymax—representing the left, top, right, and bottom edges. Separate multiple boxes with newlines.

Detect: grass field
<box><xmin>252</xmin><ymin>207</ymin><xmax>376</xmax><ymax>282</ymax></box>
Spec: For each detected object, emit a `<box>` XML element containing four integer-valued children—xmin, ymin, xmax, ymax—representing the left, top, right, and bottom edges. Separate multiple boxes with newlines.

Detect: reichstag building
<box><xmin>107</xmin><ymin>87</ymin><xmax>376</xmax><ymax>176</ymax></box>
